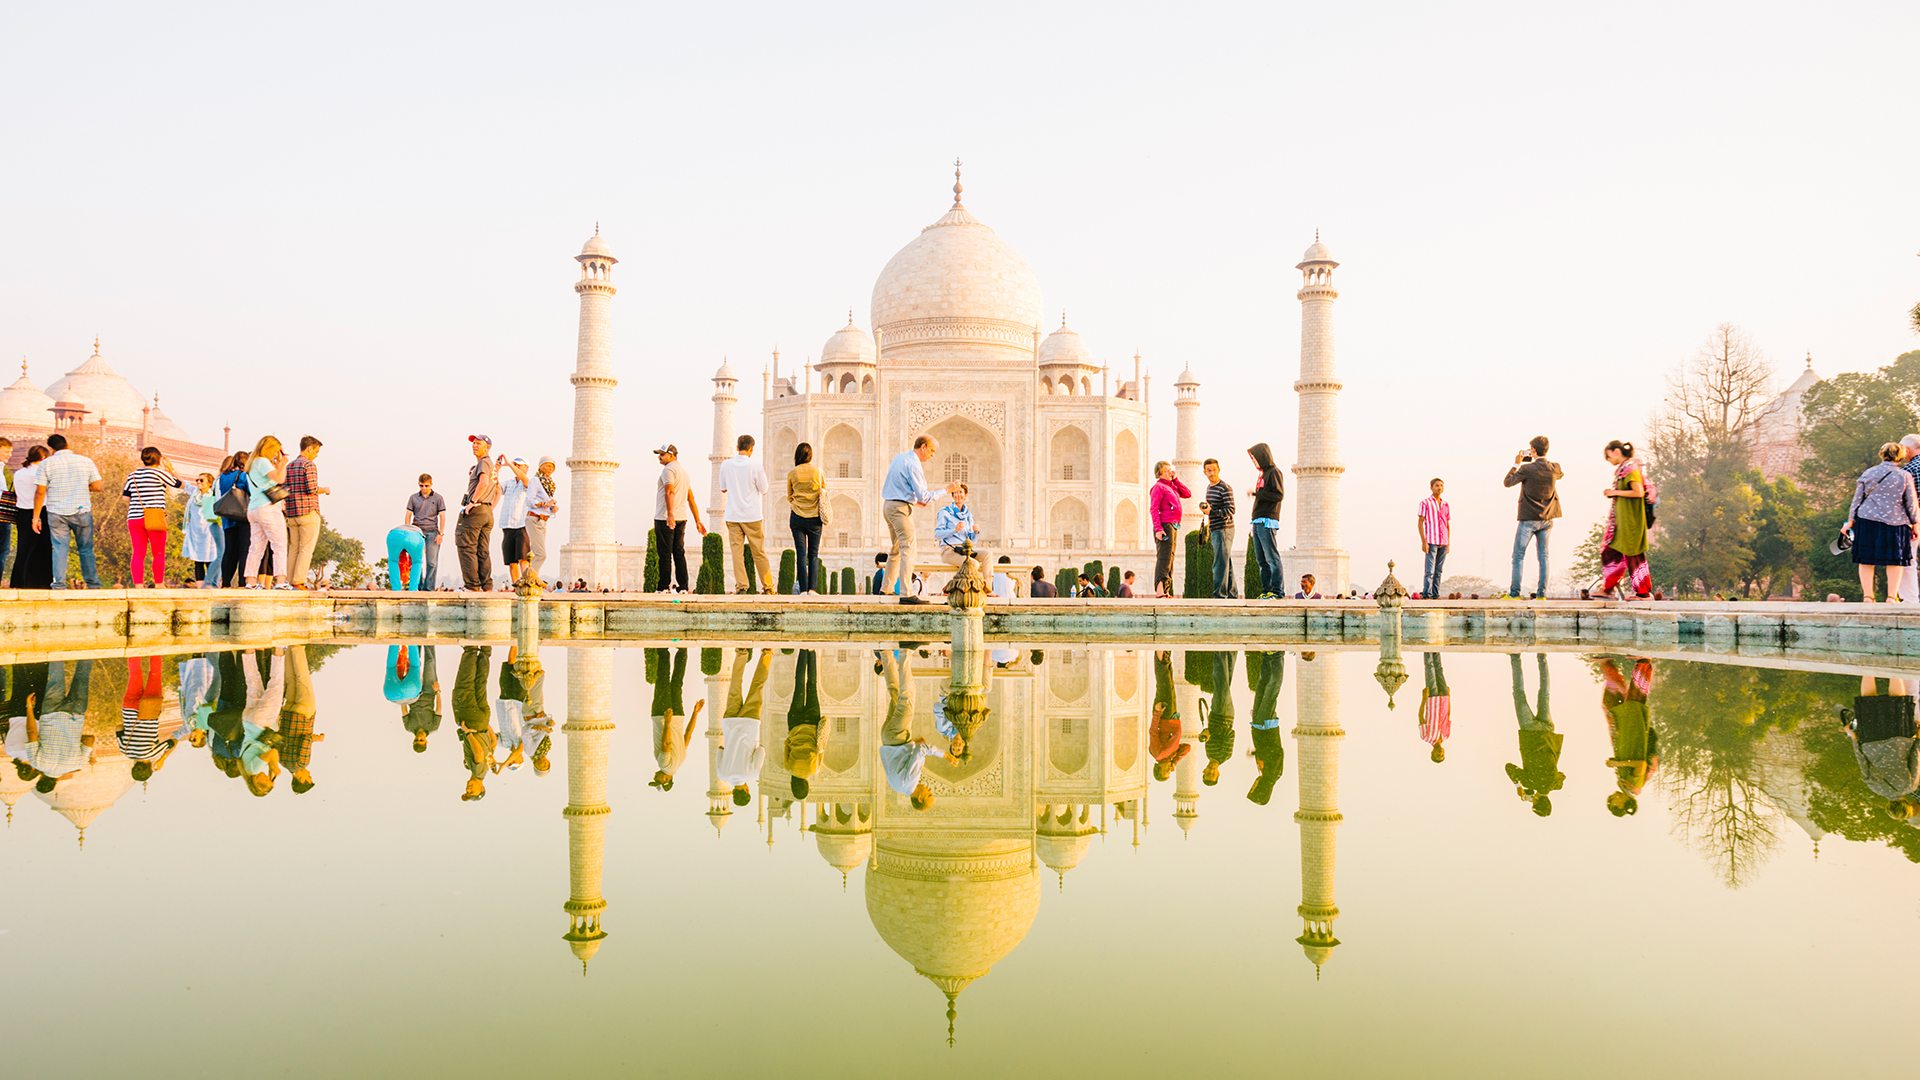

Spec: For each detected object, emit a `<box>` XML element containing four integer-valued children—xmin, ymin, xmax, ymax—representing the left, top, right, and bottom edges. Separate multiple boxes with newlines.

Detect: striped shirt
<box><xmin>117</xmin><ymin>710</ymin><xmax>166</xmax><ymax>760</ymax></box>
<box><xmin>123</xmin><ymin>466</ymin><xmax>183</xmax><ymax>520</ymax></box>
<box><xmin>1419</xmin><ymin>691</ymin><xmax>1451</xmax><ymax>745</ymax></box>
<box><xmin>1205</xmin><ymin>480</ymin><xmax>1235</xmax><ymax>530</ymax></box>
<box><xmin>1418</xmin><ymin>496</ymin><xmax>1451</xmax><ymax>546</ymax></box>
<box><xmin>39</xmin><ymin>450</ymin><xmax>102</xmax><ymax>516</ymax></box>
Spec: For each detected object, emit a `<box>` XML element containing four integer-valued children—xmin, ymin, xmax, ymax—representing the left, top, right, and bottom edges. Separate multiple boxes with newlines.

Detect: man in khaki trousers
<box><xmin>717</xmin><ymin>434</ymin><xmax>773</xmax><ymax>594</ymax></box>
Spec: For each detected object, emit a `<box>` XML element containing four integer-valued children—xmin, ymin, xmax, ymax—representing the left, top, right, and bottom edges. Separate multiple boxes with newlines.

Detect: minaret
<box><xmin>1171</xmin><ymin>652</ymin><xmax>1205</xmax><ymax>836</ymax></box>
<box><xmin>1293</xmin><ymin>651</ymin><xmax>1344</xmax><ymax>977</ymax></box>
<box><xmin>1172</xmin><ymin>366</ymin><xmax>1201</xmax><ymax>479</ymax></box>
<box><xmin>562</xmin><ymin>227</ymin><xmax>620</xmax><ymax>589</ymax></box>
<box><xmin>562</xmin><ymin>649</ymin><xmax>615</xmax><ymax>974</ymax></box>
<box><xmin>1288</xmin><ymin>233</ymin><xmax>1349</xmax><ymax>595</ymax></box>
<box><xmin>709</xmin><ymin>360</ymin><xmax>738</xmax><ymax>523</ymax></box>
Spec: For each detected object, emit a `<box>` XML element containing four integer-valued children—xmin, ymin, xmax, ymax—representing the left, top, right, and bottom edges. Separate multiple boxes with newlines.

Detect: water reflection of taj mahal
<box><xmin>558</xmin><ymin>644</ymin><xmax>1348</xmax><ymax>1039</ymax></box>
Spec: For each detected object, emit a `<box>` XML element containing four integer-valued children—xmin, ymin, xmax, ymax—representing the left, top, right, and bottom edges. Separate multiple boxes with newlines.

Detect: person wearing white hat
<box><xmin>498</xmin><ymin>456</ymin><xmax>533</xmax><ymax>588</ymax></box>
<box><xmin>526</xmin><ymin>457</ymin><xmax>558</xmax><ymax>589</ymax></box>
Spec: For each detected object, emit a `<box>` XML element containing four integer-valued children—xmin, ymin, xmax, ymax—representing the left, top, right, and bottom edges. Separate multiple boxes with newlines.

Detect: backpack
<box><xmin>1642</xmin><ymin>474</ymin><xmax>1660</xmax><ymax>528</ymax></box>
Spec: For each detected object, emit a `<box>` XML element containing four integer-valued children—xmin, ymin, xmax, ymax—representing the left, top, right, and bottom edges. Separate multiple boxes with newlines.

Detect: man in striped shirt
<box><xmin>1202</xmin><ymin>458</ymin><xmax>1239</xmax><ymax>599</ymax></box>
<box><xmin>1419</xmin><ymin>652</ymin><xmax>1450</xmax><ymax>764</ymax></box>
<box><xmin>1416</xmin><ymin>478</ymin><xmax>1450</xmax><ymax>598</ymax></box>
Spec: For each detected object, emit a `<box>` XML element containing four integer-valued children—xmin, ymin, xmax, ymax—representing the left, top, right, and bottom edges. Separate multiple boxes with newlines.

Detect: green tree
<box><xmin>1800</xmin><ymin>362</ymin><xmax>1919</xmax><ymax>504</ymax></box>
<box><xmin>1183</xmin><ymin>649</ymin><xmax>1214</xmax><ymax>690</ymax></box>
<box><xmin>313</xmin><ymin>519</ymin><xmax>369</xmax><ymax>587</ymax></box>
<box><xmin>1741</xmin><ymin>475</ymin><xmax>1814</xmax><ymax>598</ymax></box>
<box><xmin>1105</xmin><ymin>566</ymin><xmax>1122</xmax><ymax>595</ymax></box>
<box><xmin>1244</xmin><ymin>544</ymin><xmax>1264</xmax><ymax>598</ymax></box>
<box><xmin>700</xmin><ymin>648</ymin><xmax>721</xmax><ymax>676</ymax></box>
<box><xmin>1082</xmin><ymin>560</ymin><xmax>1104</xmax><ymax>587</ymax></box>
<box><xmin>838</xmin><ymin>566</ymin><xmax>855</xmax><ymax>595</ymax></box>
<box><xmin>813</xmin><ymin>558</ymin><xmax>826</xmax><ymax>595</ymax></box>
<box><xmin>1569</xmin><ymin>522</ymin><xmax>1605</xmax><ymax>590</ymax></box>
<box><xmin>1055</xmin><ymin>567</ymin><xmax>1075</xmax><ymax>597</ymax></box>
<box><xmin>644</xmin><ymin>527</ymin><xmax>659</xmax><ymax>591</ymax></box>
<box><xmin>1182</xmin><ymin>530</ymin><xmax>1212</xmax><ymax>598</ymax></box>
<box><xmin>778</xmin><ymin>549</ymin><xmax>796</xmax><ymax>594</ymax></box>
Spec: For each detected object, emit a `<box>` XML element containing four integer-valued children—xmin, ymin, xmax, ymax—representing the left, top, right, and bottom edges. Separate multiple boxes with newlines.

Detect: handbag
<box><xmin>142</xmin><ymin>507</ymin><xmax>167</xmax><ymax>530</ymax></box>
<box><xmin>265</xmin><ymin>483</ymin><xmax>290</xmax><ymax>504</ymax></box>
<box><xmin>214</xmin><ymin>485</ymin><xmax>249</xmax><ymax>521</ymax></box>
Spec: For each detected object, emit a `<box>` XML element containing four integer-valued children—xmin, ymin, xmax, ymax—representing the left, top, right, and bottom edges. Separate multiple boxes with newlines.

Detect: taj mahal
<box><xmin>560</xmin><ymin>164</ymin><xmax>1352</xmax><ymax>593</ymax></box>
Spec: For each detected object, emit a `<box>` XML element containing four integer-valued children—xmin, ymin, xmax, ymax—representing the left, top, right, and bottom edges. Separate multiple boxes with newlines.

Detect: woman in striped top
<box><xmin>122</xmin><ymin>446</ymin><xmax>182</xmax><ymax>587</ymax></box>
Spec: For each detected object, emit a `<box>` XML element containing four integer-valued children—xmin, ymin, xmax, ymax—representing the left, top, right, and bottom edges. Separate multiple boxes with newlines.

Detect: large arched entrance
<box><xmin>926</xmin><ymin>415</ymin><xmax>1002</xmax><ymax>550</ymax></box>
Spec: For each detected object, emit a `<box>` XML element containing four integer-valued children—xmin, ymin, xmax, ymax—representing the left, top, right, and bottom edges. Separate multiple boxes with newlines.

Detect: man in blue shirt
<box><xmin>934</xmin><ymin>482</ymin><xmax>981</xmax><ymax>567</ymax></box>
<box><xmin>879</xmin><ymin>435</ymin><xmax>938</xmax><ymax>604</ymax></box>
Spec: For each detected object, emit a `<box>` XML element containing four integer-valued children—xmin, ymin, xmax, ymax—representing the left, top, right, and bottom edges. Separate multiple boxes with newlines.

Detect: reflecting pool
<box><xmin>4</xmin><ymin>642</ymin><xmax>1914</xmax><ymax>1076</ymax></box>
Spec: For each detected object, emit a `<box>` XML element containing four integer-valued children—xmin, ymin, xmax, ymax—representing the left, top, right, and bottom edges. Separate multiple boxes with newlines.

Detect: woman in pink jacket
<box><xmin>1149</xmin><ymin>461</ymin><xmax>1192</xmax><ymax>598</ymax></box>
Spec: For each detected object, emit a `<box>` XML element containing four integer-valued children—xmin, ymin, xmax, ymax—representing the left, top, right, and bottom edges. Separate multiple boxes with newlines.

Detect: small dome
<box><xmin>578</xmin><ymin>229</ymin><xmax>616</xmax><ymax>262</ymax></box>
<box><xmin>1174</xmin><ymin>364</ymin><xmax>1199</xmax><ymax>387</ymax></box>
<box><xmin>713</xmin><ymin>358</ymin><xmax>737</xmax><ymax>381</ymax></box>
<box><xmin>815</xmin><ymin>829</ymin><xmax>873</xmax><ymax>874</ymax></box>
<box><xmin>45</xmin><ymin>340</ymin><xmax>151</xmax><ymax>428</ymax></box>
<box><xmin>1038</xmin><ymin>318</ymin><xmax>1090</xmax><ymax>367</ymax></box>
<box><xmin>145</xmin><ymin>396</ymin><xmax>193</xmax><ymax>443</ymax></box>
<box><xmin>820</xmin><ymin>316</ymin><xmax>877</xmax><ymax>366</ymax></box>
<box><xmin>1036</xmin><ymin>832</ymin><xmax>1091</xmax><ymax>874</ymax></box>
<box><xmin>1299</xmin><ymin>236</ymin><xmax>1336</xmax><ymax>266</ymax></box>
<box><xmin>0</xmin><ymin>360</ymin><xmax>55</xmax><ymax>426</ymax></box>
<box><xmin>35</xmin><ymin>755</ymin><xmax>136</xmax><ymax>842</ymax></box>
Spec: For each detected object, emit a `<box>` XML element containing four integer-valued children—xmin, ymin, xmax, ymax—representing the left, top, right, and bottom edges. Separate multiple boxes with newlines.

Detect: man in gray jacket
<box><xmin>1504</xmin><ymin>435</ymin><xmax>1562</xmax><ymax>599</ymax></box>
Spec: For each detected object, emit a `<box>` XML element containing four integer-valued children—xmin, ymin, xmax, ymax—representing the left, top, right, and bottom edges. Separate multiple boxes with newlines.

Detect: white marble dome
<box><xmin>46</xmin><ymin>342</ymin><xmax>151</xmax><ymax>428</ymax></box>
<box><xmin>870</xmin><ymin>203</ymin><xmax>1043</xmax><ymax>338</ymax></box>
<box><xmin>820</xmin><ymin>316</ymin><xmax>877</xmax><ymax>365</ymax></box>
<box><xmin>1300</xmin><ymin>238</ymin><xmax>1335</xmax><ymax>264</ymax></box>
<box><xmin>0</xmin><ymin>362</ymin><xmax>55</xmax><ymax>426</ymax></box>
<box><xmin>1038</xmin><ymin>319</ymin><xmax>1089</xmax><ymax>366</ymax></box>
<box><xmin>578</xmin><ymin>230</ymin><xmax>615</xmax><ymax>261</ymax></box>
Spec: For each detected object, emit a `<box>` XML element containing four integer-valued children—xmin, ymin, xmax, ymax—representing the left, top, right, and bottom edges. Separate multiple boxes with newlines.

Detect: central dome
<box><xmin>870</xmin><ymin>192</ymin><xmax>1044</xmax><ymax>352</ymax></box>
<box><xmin>46</xmin><ymin>341</ymin><xmax>151</xmax><ymax>428</ymax></box>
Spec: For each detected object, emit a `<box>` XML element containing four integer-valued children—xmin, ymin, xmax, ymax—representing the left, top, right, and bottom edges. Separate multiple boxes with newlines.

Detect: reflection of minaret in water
<box><xmin>1172</xmin><ymin>652</ymin><xmax>1204</xmax><ymax>836</ymax></box>
<box><xmin>704</xmin><ymin>650</ymin><xmax>734</xmax><ymax>835</ymax></box>
<box><xmin>1293</xmin><ymin>651</ymin><xmax>1343</xmax><ymax>977</ymax></box>
<box><xmin>562</xmin><ymin>650</ymin><xmax>615</xmax><ymax>973</ymax></box>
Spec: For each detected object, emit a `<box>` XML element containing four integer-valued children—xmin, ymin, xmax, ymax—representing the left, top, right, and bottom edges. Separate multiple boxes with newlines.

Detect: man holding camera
<box><xmin>1503</xmin><ymin>435</ymin><xmax>1562</xmax><ymax>599</ymax></box>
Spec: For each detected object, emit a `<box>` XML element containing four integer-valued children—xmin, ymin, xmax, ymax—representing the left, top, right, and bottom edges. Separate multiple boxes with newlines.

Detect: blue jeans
<box><xmin>0</xmin><ymin>511</ymin><xmax>10</xmax><ymax>581</ymax></box>
<box><xmin>1250</xmin><ymin>520</ymin><xmax>1283</xmax><ymax>597</ymax></box>
<box><xmin>790</xmin><ymin>513</ymin><xmax>822</xmax><ymax>592</ymax></box>
<box><xmin>1210</xmin><ymin>525</ymin><xmax>1238</xmax><ymax>598</ymax></box>
<box><xmin>1510</xmin><ymin>521</ymin><xmax>1551</xmax><ymax>597</ymax></box>
<box><xmin>47</xmin><ymin>509</ymin><xmax>100</xmax><ymax>589</ymax></box>
<box><xmin>1423</xmin><ymin>544</ymin><xmax>1448</xmax><ymax>596</ymax></box>
<box><xmin>420</xmin><ymin>529</ymin><xmax>442</xmax><ymax>590</ymax></box>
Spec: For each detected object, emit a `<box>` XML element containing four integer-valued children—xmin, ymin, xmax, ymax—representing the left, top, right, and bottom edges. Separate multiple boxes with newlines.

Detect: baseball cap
<box><xmin>510</xmin><ymin>456</ymin><xmax>528</xmax><ymax>467</ymax></box>
<box><xmin>654</xmin><ymin>443</ymin><xmax>677</xmax><ymax>456</ymax></box>
<box><xmin>469</xmin><ymin>434</ymin><xmax>492</xmax><ymax>446</ymax></box>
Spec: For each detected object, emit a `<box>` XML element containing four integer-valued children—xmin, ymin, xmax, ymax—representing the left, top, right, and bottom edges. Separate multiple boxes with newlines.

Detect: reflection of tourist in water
<box><xmin>400</xmin><ymin>647</ymin><xmax>442</xmax><ymax>753</ymax></box>
<box><xmin>1505</xmin><ymin>653</ymin><xmax>1563</xmax><ymax>817</ymax></box>
<box><xmin>278</xmin><ymin>645</ymin><xmax>323</xmax><ymax>794</ymax></box>
<box><xmin>241</xmin><ymin>650</ymin><xmax>286</xmax><ymax>797</ymax></box>
<box><xmin>15</xmin><ymin>659</ymin><xmax>95</xmax><ymax>793</ymax></box>
<box><xmin>1843</xmin><ymin>676</ymin><xmax>1918</xmax><ymax>816</ymax></box>
<box><xmin>117</xmin><ymin>655</ymin><xmax>181</xmax><ymax>782</ymax></box>
<box><xmin>647</xmin><ymin>647</ymin><xmax>702</xmax><ymax>792</ymax></box>
<box><xmin>494</xmin><ymin>648</ymin><xmax>551</xmax><ymax>776</ymax></box>
<box><xmin>177</xmin><ymin>653</ymin><xmax>216</xmax><ymax>749</ymax></box>
<box><xmin>717</xmin><ymin>648</ymin><xmax>772</xmax><ymax>807</ymax></box>
<box><xmin>453</xmin><ymin>646</ymin><xmax>495</xmax><ymax>802</ymax></box>
<box><xmin>1247</xmin><ymin>651</ymin><xmax>1286</xmax><ymax>805</ymax></box>
<box><xmin>1600</xmin><ymin>658</ymin><xmax>1657</xmax><ymax>817</ymax></box>
<box><xmin>878</xmin><ymin>648</ymin><xmax>955</xmax><ymax>811</ymax></box>
<box><xmin>1149</xmin><ymin>651</ymin><xmax>1189</xmax><ymax>781</ymax></box>
<box><xmin>3</xmin><ymin>662</ymin><xmax>49</xmax><ymax>780</ymax></box>
<box><xmin>1199</xmin><ymin>652</ymin><xmax>1239</xmax><ymax>787</ymax></box>
<box><xmin>784</xmin><ymin>649</ymin><xmax>824</xmax><ymax>799</ymax></box>
<box><xmin>1419</xmin><ymin>652</ymin><xmax>1450</xmax><ymax>765</ymax></box>
<box><xmin>209</xmin><ymin>651</ymin><xmax>250</xmax><ymax>779</ymax></box>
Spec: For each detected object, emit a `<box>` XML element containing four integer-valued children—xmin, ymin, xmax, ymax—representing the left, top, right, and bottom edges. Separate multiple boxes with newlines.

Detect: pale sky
<box><xmin>4</xmin><ymin>1</ymin><xmax>1915</xmax><ymax>585</ymax></box>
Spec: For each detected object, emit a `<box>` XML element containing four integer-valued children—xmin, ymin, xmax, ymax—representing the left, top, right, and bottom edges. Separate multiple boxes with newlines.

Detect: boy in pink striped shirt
<box><xmin>1417</xmin><ymin>478</ymin><xmax>1450</xmax><ymax>598</ymax></box>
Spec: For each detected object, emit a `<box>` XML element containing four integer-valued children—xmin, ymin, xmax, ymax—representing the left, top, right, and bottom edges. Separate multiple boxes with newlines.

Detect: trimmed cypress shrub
<box><xmin>644</xmin><ymin>527</ymin><xmax>659</xmax><ymax>592</ymax></box>
<box><xmin>1055</xmin><ymin>567</ymin><xmax>1076</xmax><ymax>597</ymax></box>
<box><xmin>1105</xmin><ymin>566</ymin><xmax>1123</xmax><ymax>596</ymax></box>
<box><xmin>839</xmin><ymin>566</ymin><xmax>856</xmax><ymax>595</ymax></box>
<box><xmin>700</xmin><ymin>647</ymin><xmax>721</xmax><ymax>676</ymax></box>
<box><xmin>1183</xmin><ymin>530</ymin><xmax>1213</xmax><ymax>598</ymax></box>
<box><xmin>1184</xmin><ymin>649</ymin><xmax>1215</xmax><ymax>692</ymax></box>
<box><xmin>695</xmin><ymin>532</ymin><xmax>726</xmax><ymax>594</ymax></box>
<box><xmin>1244</xmin><ymin>543</ymin><xmax>1264</xmax><ymax>599</ymax></box>
<box><xmin>813</xmin><ymin>558</ymin><xmax>826</xmax><ymax>595</ymax></box>
<box><xmin>1082</xmin><ymin>560</ymin><xmax>1104</xmax><ymax>587</ymax></box>
<box><xmin>778</xmin><ymin>550</ymin><xmax>796</xmax><ymax>595</ymax></box>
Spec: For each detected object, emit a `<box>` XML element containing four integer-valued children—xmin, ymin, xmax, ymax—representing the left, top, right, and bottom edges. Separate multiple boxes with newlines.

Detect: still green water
<box><xmin>3</xmin><ymin>643</ymin><xmax>1914</xmax><ymax>1077</ymax></box>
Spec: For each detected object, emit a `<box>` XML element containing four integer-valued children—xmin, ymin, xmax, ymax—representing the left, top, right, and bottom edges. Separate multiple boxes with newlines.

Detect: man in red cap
<box><xmin>457</xmin><ymin>434</ymin><xmax>501</xmax><ymax>590</ymax></box>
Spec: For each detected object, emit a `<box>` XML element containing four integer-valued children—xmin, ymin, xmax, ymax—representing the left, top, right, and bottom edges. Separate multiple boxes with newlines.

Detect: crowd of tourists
<box><xmin>384</xmin><ymin>434</ymin><xmax>558</xmax><ymax>592</ymax></box>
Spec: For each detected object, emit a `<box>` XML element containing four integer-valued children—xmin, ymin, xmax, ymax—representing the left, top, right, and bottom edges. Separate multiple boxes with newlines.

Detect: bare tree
<box><xmin>1664</xmin><ymin>323</ymin><xmax>1775</xmax><ymax>441</ymax></box>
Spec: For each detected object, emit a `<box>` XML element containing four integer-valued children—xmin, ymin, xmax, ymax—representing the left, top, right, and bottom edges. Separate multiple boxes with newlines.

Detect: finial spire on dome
<box><xmin>1805</xmin><ymin>351</ymin><xmax>1813</xmax><ymax>370</ymax></box>
<box><xmin>946</xmin><ymin>993</ymin><xmax>959</xmax><ymax>1048</ymax></box>
<box><xmin>92</xmin><ymin>336</ymin><xmax>101</xmax><ymax>355</ymax></box>
<box><xmin>1315</xmin><ymin>227</ymin><xmax>1320</xmax><ymax>242</ymax></box>
<box><xmin>1060</xmin><ymin>311</ymin><xmax>1068</xmax><ymax>329</ymax></box>
<box><xmin>951</xmin><ymin>158</ymin><xmax>964</xmax><ymax>209</ymax></box>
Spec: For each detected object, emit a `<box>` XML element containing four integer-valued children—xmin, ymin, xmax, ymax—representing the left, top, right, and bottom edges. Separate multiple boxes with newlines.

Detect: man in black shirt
<box><xmin>1028</xmin><ymin>565</ymin><xmax>1058</xmax><ymax>598</ymax></box>
<box><xmin>1503</xmin><ymin>435</ymin><xmax>1563</xmax><ymax>599</ymax></box>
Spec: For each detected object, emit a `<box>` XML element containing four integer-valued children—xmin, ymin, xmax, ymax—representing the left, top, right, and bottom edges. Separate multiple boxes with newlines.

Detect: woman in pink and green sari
<box><xmin>1599</xmin><ymin>440</ymin><xmax>1652</xmax><ymax>598</ymax></box>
